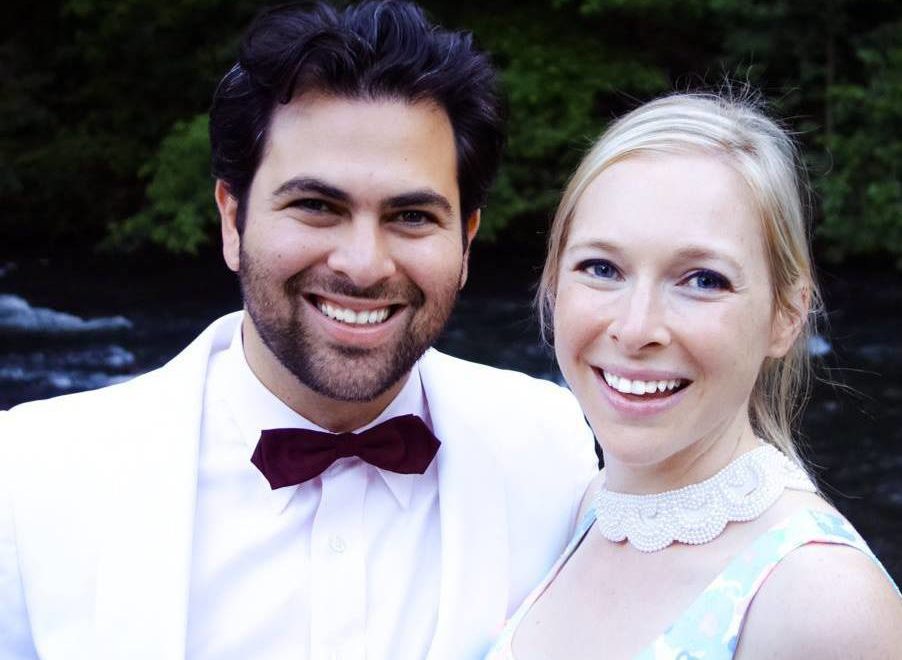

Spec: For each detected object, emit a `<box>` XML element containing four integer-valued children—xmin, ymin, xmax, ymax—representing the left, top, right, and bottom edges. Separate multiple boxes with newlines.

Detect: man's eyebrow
<box><xmin>271</xmin><ymin>177</ymin><xmax>351</xmax><ymax>203</ymax></box>
<box><xmin>385</xmin><ymin>190</ymin><xmax>453</xmax><ymax>214</ymax></box>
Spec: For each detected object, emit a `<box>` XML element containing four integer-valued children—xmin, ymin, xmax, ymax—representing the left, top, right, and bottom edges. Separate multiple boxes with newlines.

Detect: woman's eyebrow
<box><xmin>566</xmin><ymin>241</ymin><xmax>746</xmax><ymax>273</ymax></box>
<box><xmin>671</xmin><ymin>245</ymin><xmax>744</xmax><ymax>273</ymax></box>
<box><xmin>565</xmin><ymin>239</ymin><xmax>622</xmax><ymax>254</ymax></box>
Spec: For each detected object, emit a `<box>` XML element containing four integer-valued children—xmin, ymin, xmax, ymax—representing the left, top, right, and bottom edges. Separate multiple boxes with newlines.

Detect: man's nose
<box><xmin>605</xmin><ymin>281</ymin><xmax>671</xmax><ymax>353</ymax></box>
<box><xmin>325</xmin><ymin>218</ymin><xmax>397</xmax><ymax>289</ymax></box>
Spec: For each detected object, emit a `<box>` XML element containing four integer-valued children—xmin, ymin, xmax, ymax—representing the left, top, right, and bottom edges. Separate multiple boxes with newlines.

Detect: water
<box><xmin>0</xmin><ymin>254</ymin><xmax>899</xmax><ymax>582</ymax></box>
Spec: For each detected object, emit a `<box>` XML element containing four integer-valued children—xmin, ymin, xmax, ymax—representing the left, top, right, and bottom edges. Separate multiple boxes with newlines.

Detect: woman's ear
<box><xmin>769</xmin><ymin>282</ymin><xmax>810</xmax><ymax>358</ymax></box>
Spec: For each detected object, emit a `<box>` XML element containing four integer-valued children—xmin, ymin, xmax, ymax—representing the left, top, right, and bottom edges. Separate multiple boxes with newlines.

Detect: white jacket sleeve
<box><xmin>0</xmin><ymin>412</ymin><xmax>40</xmax><ymax>659</ymax></box>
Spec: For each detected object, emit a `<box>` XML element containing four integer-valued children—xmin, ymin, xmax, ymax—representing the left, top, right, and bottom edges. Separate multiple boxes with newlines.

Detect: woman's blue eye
<box><xmin>580</xmin><ymin>259</ymin><xmax>619</xmax><ymax>279</ymax></box>
<box><xmin>686</xmin><ymin>269</ymin><xmax>731</xmax><ymax>290</ymax></box>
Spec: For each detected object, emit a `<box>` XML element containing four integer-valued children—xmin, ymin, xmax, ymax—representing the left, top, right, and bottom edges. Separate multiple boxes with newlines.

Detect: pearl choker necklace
<box><xmin>592</xmin><ymin>444</ymin><xmax>817</xmax><ymax>552</ymax></box>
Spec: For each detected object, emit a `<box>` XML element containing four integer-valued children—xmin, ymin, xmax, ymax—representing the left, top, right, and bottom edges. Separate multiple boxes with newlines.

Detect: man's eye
<box><xmin>396</xmin><ymin>210</ymin><xmax>433</xmax><ymax>225</ymax></box>
<box><xmin>291</xmin><ymin>198</ymin><xmax>331</xmax><ymax>213</ymax></box>
<box><xmin>578</xmin><ymin>259</ymin><xmax>620</xmax><ymax>280</ymax></box>
<box><xmin>684</xmin><ymin>269</ymin><xmax>732</xmax><ymax>291</ymax></box>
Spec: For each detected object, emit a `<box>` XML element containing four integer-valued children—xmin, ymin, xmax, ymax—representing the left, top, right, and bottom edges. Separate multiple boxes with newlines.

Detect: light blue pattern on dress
<box><xmin>485</xmin><ymin>509</ymin><xmax>900</xmax><ymax>660</ymax></box>
<box><xmin>638</xmin><ymin>509</ymin><xmax>899</xmax><ymax>659</ymax></box>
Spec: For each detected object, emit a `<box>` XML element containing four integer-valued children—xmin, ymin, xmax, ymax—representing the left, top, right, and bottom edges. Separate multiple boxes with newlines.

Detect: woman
<box><xmin>487</xmin><ymin>93</ymin><xmax>901</xmax><ymax>658</ymax></box>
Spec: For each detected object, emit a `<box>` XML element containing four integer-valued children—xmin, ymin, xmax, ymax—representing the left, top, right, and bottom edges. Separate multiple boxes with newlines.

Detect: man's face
<box><xmin>219</xmin><ymin>93</ymin><xmax>477</xmax><ymax>404</ymax></box>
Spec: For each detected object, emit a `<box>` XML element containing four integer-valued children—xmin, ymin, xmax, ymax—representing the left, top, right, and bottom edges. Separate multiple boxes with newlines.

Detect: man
<box><xmin>0</xmin><ymin>2</ymin><xmax>597</xmax><ymax>658</ymax></box>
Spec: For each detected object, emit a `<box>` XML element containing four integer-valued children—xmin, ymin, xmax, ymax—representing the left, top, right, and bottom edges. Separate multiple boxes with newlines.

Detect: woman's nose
<box><xmin>605</xmin><ymin>283</ymin><xmax>671</xmax><ymax>353</ymax></box>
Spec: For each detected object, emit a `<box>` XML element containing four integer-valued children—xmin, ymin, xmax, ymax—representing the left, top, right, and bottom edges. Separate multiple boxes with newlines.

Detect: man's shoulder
<box><xmin>1</xmin><ymin>312</ymin><xmax>241</xmax><ymax>439</ymax></box>
<box><xmin>419</xmin><ymin>348</ymin><xmax>592</xmax><ymax>443</ymax></box>
<box><xmin>4</xmin><ymin>367</ymin><xmax>155</xmax><ymax>428</ymax></box>
<box><xmin>421</xmin><ymin>351</ymin><xmax>599</xmax><ymax>559</ymax></box>
<box><xmin>421</xmin><ymin>348</ymin><xmax>576</xmax><ymax>404</ymax></box>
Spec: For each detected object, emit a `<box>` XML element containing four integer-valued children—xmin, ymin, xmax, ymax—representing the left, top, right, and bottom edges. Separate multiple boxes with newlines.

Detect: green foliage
<box><xmin>818</xmin><ymin>23</ymin><xmax>902</xmax><ymax>264</ymax></box>
<box><xmin>459</xmin><ymin>5</ymin><xmax>666</xmax><ymax>238</ymax></box>
<box><xmin>103</xmin><ymin>114</ymin><xmax>215</xmax><ymax>254</ymax></box>
<box><xmin>2</xmin><ymin>0</ymin><xmax>901</xmax><ymax>263</ymax></box>
<box><xmin>0</xmin><ymin>0</ymin><xmax>260</xmax><ymax>252</ymax></box>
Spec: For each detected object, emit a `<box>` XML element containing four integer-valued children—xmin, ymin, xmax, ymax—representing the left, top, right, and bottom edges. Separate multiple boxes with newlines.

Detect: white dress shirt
<box><xmin>187</xmin><ymin>324</ymin><xmax>441</xmax><ymax>660</ymax></box>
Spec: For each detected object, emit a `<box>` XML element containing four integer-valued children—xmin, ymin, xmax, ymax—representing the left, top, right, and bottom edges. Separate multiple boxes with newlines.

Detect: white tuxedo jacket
<box><xmin>1</xmin><ymin>312</ymin><xmax>597</xmax><ymax>660</ymax></box>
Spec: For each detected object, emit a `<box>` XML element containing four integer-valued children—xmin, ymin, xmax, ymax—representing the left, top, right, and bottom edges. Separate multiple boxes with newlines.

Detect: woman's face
<box><xmin>553</xmin><ymin>153</ymin><xmax>795</xmax><ymax>484</ymax></box>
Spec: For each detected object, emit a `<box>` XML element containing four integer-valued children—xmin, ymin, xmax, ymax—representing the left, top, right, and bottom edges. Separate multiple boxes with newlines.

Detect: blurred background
<box><xmin>1</xmin><ymin>0</ymin><xmax>899</xmax><ymax>579</ymax></box>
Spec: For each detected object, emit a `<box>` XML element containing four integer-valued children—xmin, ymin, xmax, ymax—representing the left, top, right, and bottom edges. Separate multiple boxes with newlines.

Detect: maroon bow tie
<box><xmin>251</xmin><ymin>414</ymin><xmax>441</xmax><ymax>489</ymax></box>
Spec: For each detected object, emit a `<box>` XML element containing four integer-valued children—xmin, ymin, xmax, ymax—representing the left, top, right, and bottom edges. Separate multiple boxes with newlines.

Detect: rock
<box><xmin>0</xmin><ymin>294</ymin><xmax>132</xmax><ymax>336</ymax></box>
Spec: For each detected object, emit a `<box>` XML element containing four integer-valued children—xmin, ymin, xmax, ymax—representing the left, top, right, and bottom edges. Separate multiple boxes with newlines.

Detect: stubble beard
<box><xmin>239</xmin><ymin>252</ymin><xmax>461</xmax><ymax>403</ymax></box>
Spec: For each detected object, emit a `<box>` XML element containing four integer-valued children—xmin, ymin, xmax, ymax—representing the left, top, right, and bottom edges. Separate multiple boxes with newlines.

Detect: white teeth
<box><xmin>317</xmin><ymin>301</ymin><xmax>390</xmax><ymax>325</ymax></box>
<box><xmin>603</xmin><ymin>371</ymin><xmax>685</xmax><ymax>397</ymax></box>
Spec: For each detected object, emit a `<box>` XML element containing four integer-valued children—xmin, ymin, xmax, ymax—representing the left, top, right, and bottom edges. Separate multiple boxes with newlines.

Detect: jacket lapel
<box><xmin>420</xmin><ymin>350</ymin><xmax>510</xmax><ymax>660</ymax></box>
<box><xmin>94</xmin><ymin>313</ymin><xmax>240</xmax><ymax>660</ymax></box>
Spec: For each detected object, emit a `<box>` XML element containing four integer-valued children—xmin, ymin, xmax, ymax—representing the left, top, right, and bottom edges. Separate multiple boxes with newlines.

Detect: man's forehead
<box><xmin>256</xmin><ymin>93</ymin><xmax>460</xmax><ymax>209</ymax></box>
<box><xmin>269</xmin><ymin>91</ymin><xmax>452</xmax><ymax>135</ymax></box>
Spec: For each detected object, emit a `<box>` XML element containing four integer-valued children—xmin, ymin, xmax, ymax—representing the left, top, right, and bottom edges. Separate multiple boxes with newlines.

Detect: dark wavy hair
<box><xmin>210</xmin><ymin>0</ymin><xmax>505</xmax><ymax>232</ymax></box>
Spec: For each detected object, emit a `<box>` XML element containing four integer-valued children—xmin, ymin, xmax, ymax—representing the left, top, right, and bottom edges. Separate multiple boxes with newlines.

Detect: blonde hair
<box><xmin>538</xmin><ymin>91</ymin><xmax>822</xmax><ymax>466</ymax></box>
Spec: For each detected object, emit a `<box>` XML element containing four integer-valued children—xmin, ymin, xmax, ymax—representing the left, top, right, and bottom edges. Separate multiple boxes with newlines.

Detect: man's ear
<box><xmin>769</xmin><ymin>282</ymin><xmax>810</xmax><ymax>358</ymax></box>
<box><xmin>459</xmin><ymin>209</ymin><xmax>481</xmax><ymax>289</ymax></box>
<box><xmin>216</xmin><ymin>179</ymin><xmax>241</xmax><ymax>273</ymax></box>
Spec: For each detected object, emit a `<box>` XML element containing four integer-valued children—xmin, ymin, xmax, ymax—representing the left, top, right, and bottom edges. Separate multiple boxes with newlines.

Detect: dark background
<box><xmin>1</xmin><ymin>1</ymin><xmax>900</xmax><ymax>580</ymax></box>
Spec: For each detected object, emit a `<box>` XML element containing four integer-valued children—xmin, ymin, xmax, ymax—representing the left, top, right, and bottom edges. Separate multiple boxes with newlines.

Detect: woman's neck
<box><xmin>602</xmin><ymin>424</ymin><xmax>761</xmax><ymax>495</ymax></box>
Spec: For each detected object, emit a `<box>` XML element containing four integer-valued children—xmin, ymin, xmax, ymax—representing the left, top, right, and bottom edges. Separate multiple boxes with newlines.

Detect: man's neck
<box><xmin>276</xmin><ymin>374</ymin><xmax>407</xmax><ymax>433</ymax></box>
<box><xmin>240</xmin><ymin>317</ymin><xmax>409</xmax><ymax>433</ymax></box>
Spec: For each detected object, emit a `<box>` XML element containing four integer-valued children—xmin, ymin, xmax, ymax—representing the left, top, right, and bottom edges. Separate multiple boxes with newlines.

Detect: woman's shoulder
<box><xmin>736</xmin><ymin>506</ymin><xmax>902</xmax><ymax>659</ymax></box>
<box><xmin>575</xmin><ymin>470</ymin><xmax>607</xmax><ymax>521</ymax></box>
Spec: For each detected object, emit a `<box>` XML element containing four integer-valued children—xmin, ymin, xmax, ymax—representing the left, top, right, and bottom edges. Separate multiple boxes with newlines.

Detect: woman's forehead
<box><xmin>565</xmin><ymin>153</ymin><xmax>769</xmax><ymax>270</ymax></box>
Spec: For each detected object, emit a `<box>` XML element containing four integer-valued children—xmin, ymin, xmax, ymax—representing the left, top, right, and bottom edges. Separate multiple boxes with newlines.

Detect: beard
<box><xmin>239</xmin><ymin>248</ymin><xmax>461</xmax><ymax>402</ymax></box>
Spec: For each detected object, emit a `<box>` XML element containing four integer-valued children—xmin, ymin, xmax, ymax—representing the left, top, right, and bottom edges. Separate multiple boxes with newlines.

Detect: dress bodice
<box><xmin>485</xmin><ymin>508</ymin><xmax>898</xmax><ymax>659</ymax></box>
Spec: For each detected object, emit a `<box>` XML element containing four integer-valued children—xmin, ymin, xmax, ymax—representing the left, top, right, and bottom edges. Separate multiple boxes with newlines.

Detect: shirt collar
<box><xmin>218</xmin><ymin>317</ymin><xmax>429</xmax><ymax>512</ymax></box>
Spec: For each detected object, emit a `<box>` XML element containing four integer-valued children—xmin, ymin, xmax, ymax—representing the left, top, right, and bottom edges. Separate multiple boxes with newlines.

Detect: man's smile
<box><xmin>294</xmin><ymin>291</ymin><xmax>415</xmax><ymax>353</ymax></box>
<box><xmin>310</xmin><ymin>295</ymin><xmax>397</xmax><ymax>326</ymax></box>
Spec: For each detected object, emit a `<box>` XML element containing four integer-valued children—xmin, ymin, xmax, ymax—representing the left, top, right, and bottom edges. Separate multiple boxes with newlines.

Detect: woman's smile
<box><xmin>593</xmin><ymin>366</ymin><xmax>692</xmax><ymax>420</ymax></box>
<box><xmin>598</xmin><ymin>368</ymin><xmax>690</xmax><ymax>397</ymax></box>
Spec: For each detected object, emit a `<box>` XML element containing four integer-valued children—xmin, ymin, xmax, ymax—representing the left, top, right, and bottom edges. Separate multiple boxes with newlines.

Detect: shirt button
<box><xmin>329</xmin><ymin>535</ymin><xmax>347</xmax><ymax>553</ymax></box>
